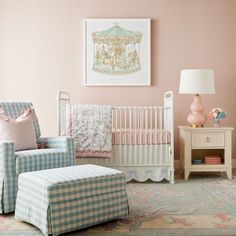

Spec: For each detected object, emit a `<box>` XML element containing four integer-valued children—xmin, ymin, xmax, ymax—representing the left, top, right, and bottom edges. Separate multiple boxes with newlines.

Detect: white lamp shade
<box><xmin>179</xmin><ymin>69</ymin><xmax>215</xmax><ymax>94</ymax></box>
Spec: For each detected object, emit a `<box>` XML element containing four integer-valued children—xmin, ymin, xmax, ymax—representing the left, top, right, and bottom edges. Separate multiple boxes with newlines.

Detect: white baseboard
<box><xmin>175</xmin><ymin>159</ymin><xmax>236</xmax><ymax>169</ymax></box>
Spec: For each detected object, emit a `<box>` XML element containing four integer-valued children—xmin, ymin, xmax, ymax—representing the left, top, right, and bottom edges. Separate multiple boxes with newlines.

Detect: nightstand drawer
<box><xmin>192</xmin><ymin>132</ymin><xmax>224</xmax><ymax>147</ymax></box>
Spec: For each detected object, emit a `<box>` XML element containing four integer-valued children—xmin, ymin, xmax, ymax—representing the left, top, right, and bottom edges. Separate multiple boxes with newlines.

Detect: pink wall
<box><xmin>0</xmin><ymin>0</ymin><xmax>236</xmax><ymax>160</ymax></box>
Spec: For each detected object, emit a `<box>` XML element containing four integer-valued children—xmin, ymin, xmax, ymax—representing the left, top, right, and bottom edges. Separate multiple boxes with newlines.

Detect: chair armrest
<box><xmin>37</xmin><ymin>137</ymin><xmax>76</xmax><ymax>165</ymax></box>
<box><xmin>0</xmin><ymin>141</ymin><xmax>16</xmax><ymax>176</ymax></box>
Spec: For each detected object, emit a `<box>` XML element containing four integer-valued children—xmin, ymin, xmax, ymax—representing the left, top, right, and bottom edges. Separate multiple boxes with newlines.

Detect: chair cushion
<box><xmin>15</xmin><ymin>148</ymin><xmax>68</xmax><ymax>175</ymax></box>
<box><xmin>0</xmin><ymin>102</ymin><xmax>41</xmax><ymax>138</ymax></box>
<box><xmin>0</xmin><ymin>109</ymin><xmax>38</xmax><ymax>151</ymax></box>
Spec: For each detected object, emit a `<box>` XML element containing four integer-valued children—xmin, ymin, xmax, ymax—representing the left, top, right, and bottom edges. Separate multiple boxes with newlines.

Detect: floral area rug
<box><xmin>1</xmin><ymin>175</ymin><xmax>236</xmax><ymax>236</ymax></box>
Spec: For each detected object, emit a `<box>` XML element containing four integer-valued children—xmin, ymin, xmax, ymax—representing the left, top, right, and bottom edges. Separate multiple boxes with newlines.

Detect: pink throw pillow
<box><xmin>0</xmin><ymin>108</ymin><xmax>38</xmax><ymax>151</ymax></box>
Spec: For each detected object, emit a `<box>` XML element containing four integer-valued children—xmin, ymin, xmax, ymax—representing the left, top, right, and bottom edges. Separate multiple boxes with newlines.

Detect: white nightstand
<box><xmin>179</xmin><ymin>126</ymin><xmax>234</xmax><ymax>180</ymax></box>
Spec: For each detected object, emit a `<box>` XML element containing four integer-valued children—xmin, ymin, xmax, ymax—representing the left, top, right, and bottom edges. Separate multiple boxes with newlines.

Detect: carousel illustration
<box><xmin>92</xmin><ymin>24</ymin><xmax>142</xmax><ymax>75</ymax></box>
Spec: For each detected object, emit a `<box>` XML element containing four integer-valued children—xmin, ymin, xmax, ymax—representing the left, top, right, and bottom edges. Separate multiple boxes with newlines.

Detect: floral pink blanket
<box><xmin>66</xmin><ymin>104</ymin><xmax>112</xmax><ymax>158</ymax></box>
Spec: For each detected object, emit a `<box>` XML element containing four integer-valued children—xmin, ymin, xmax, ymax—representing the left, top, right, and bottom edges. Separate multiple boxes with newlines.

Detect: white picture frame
<box><xmin>84</xmin><ymin>18</ymin><xmax>151</xmax><ymax>86</ymax></box>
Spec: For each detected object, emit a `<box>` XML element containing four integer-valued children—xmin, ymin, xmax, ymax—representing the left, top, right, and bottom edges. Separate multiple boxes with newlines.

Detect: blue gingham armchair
<box><xmin>0</xmin><ymin>102</ymin><xmax>76</xmax><ymax>213</ymax></box>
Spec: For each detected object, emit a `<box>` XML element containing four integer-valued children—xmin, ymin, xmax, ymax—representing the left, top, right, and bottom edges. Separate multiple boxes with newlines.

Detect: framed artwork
<box><xmin>84</xmin><ymin>18</ymin><xmax>151</xmax><ymax>86</ymax></box>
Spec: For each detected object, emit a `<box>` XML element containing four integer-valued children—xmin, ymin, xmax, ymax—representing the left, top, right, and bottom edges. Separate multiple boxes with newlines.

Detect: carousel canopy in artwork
<box><xmin>92</xmin><ymin>24</ymin><xmax>143</xmax><ymax>75</ymax></box>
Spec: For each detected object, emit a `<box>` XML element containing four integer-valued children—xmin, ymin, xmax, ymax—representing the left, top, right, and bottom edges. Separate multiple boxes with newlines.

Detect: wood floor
<box><xmin>174</xmin><ymin>168</ymin><xmax>236</xmax><ymax>179</ymax></box>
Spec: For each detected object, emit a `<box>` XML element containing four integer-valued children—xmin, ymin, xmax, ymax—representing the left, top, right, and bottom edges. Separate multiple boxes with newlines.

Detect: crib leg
<box><xmin>170</xmin><ymin>169</ymin><xmax>175</xmax><ymax>184</ymax></box>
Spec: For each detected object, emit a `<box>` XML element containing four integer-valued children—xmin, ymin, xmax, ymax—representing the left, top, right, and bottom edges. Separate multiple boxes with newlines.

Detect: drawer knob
<box><xmin>206</xmin><ymin>137</ymin><xmax>211</xmax><ymax>142</ymax></box>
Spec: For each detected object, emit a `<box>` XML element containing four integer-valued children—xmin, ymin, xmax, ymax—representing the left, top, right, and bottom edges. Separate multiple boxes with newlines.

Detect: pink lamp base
<box><xmin>187</xmin><ymin>94</ymin><xmax>207</xmax><ymax>127</ymax></box>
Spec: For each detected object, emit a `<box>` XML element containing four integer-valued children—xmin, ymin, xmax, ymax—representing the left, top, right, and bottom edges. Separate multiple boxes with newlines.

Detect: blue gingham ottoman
<box><xmin>15</xmin><ymin>164</ymin><xmax>129</xmax><ymax>236</ymax></box>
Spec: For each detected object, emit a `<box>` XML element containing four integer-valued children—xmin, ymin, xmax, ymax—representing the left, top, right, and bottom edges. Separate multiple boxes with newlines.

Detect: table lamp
<box><xmin>179</xmin><ymin>69</ymin><xmax>215</xmax><ymax>127</ymax></box>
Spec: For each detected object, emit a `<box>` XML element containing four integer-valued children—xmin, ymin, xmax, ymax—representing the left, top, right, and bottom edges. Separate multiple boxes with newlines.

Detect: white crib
<box><xmin>57</xmin><ymin>91</ymin><xmax>174</xmax><ymax>183</ymax></box>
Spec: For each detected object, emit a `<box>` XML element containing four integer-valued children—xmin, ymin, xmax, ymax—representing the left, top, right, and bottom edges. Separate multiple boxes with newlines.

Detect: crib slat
<box><xmin>140</xmin><ymin>109</ymin><xmax>143</xmax><ymax>165</ymax></box>
<box><xmin>145</xmin><ymin>108</ymin><xmax>148</xmax><ymax>165</ymax></box>
<box><xmin>135</xmin><ymin>108</ymin><xmax>138</xmax><ymax>165</ymax></box>
<box><xmin>159</xmin><ymin>107</ymin><xmax>163</xmax><ymax>165</ymax></box>
<box><xmin>129</xmin><ymin>108</ymin><xmax>132</xmax><ymax>165</ymax></box>
<box><xmin>119</xmin><ymin>109</ymin><xmax>122</xmax><ymax>164</ymax></box>
<box><xmin>150</xmin><ymin>109</ymin><xmax>153</xmax><ymax>164</ymax></box>
<box><xmin>154</xmin><ymin>108</ymin><xmax>157</xmax><ymax>165</ymax></box>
